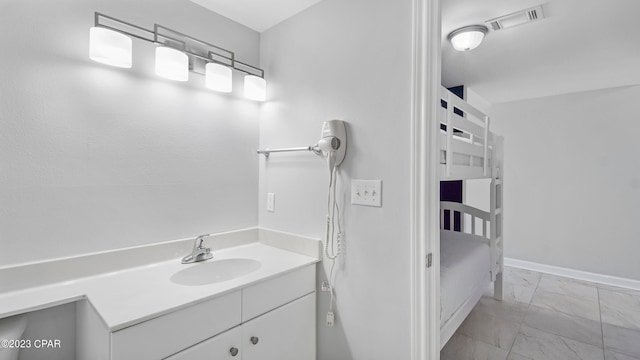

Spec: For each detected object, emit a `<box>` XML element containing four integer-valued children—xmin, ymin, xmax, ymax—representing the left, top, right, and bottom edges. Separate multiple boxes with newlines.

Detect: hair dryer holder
<box><xmin>256</xmin><ymin>120</ymin><xmax>347</xmax><ymax>168</ymax></box>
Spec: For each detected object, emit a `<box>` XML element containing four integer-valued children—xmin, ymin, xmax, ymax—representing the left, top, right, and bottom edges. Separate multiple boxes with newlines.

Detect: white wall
<box><xmin>259</xmin><ymin>0</ymin><xmax>414</xmax><ymax>358</ymax></box>
<box><xmin>491</xmin><ymin>86</ymin><xmax>640</xmax><ymax>280</ymax></box>
<box><xmin>0</xmin><ymin>0</ymin><xmax>261</xmax><ymax>266</ymax></box>
<box><xmin>466</xmin><ymin>87</ymin><xmax>492</xmax><ymax>117</ymax></box>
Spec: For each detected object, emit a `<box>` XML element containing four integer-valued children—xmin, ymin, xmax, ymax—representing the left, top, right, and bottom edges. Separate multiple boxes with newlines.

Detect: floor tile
<box><xmin>473</xmin><ymin>296</ymin><xmax>529</xmax><ymax>323</ymax></box>
<box><xmin>531</xmin><ymin>276</ymin><xmax>601</xmax><ymax>322</ymax></box>
<box><xmin>449</xmin><ymin>269</ymin><xmax>640</xmax><ymax>360</ymax></box>
<box><xmin>511</xmin><ymin>326</ymin><xmax>604</xmax><ymax>360</ymax></box>
<box><xmin>504</xmin><ymin>267</ymin><xmax>541</xmax><ymax>286</ymax></box>
<box><xmin>536</xmin><ymin>274</ymin><xmax>599</xmax><ymax>300</ymax></box>
<box><xmin>499</xmin><ymin>267</ymin><xmax>542</xmax><ymax>304</ymax></box>
<box><xmin>441</xmin><ymin>333</ymin><xmax>509</xmax><ymax>360</ymax></box>
<box><xmin>599</xmin><ymin>288</ymin><xmax>640</xmax><ymax>331</ymax></box>
<box><xmin>507</xmin><ymin>353</ymin><xmax>534</xmax><ymax>360</ymax></box>
<box><xmin>524</xmin><ymin>305</ymin><xmax>603</xmax><ymax>347</ymax></box>
<box><xmin>531</xmin><ymin>291</ymin><xmax>601</xmax><ymax>322</ymax></box>
<box><xmin>458</xmin><ymin>303</ymin><xmax>521</xmax><ymax>350</ymax></box>
<box><xmin>603</xmin><ymin>323</ymin><xmax>640</xmax><ymax>358</ymax></box>
<box><xmin>605</xmin><ymin>350</ymin><xmax>640</xmax><ymax>360</ymax></box>
<box><xmin>597</xmin><ymin>284</ymin><xmax>640</xmax><ymax>297</ymax></box>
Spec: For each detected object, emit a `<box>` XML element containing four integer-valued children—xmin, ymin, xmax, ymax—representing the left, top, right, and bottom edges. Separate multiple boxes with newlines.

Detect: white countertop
<box><xmin>0</xmin><ymin>242</ymin><xmax>318</xmax><ymax>331</ymax></box>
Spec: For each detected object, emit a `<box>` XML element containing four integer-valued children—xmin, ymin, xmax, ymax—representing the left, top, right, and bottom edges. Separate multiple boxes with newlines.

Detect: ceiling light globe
<box><xmin>448</xmin><ymin>25</ymin><xmax>488</xmax><ymax>51</ymax></box>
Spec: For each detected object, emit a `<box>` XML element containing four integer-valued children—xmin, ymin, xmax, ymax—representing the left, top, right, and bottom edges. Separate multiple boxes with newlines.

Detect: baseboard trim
<box><xmin>504</xmin><ymin>258</ymin><xmax>640</xmax><ymax>291</ymax></box>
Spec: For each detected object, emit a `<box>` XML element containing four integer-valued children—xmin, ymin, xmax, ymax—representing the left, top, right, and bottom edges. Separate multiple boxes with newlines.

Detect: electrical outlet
<box><xmin>321</xmin><ymin>281</ymin><xmax>331</xmax><ymax>292</ymax></box>
<box><xmin>267</xmin><ymin>193</ymin><xmax>275</xmax><ymax>212</ymax></box>
<box><xmin>351</xmin><ymin>180</ymin><xmax>382</xmax><ymax>207</ymax></box>
<box><xmin>326</xmin><ymin>311</ymin><xmax>335</xmax><ymax>327</ymax></box>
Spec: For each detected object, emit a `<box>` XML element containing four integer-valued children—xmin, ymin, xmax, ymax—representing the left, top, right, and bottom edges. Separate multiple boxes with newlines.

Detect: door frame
<box><xmin>409</xmin><ymin>0</ymin><xmax>441</xmax><ymax>359</ymax></box>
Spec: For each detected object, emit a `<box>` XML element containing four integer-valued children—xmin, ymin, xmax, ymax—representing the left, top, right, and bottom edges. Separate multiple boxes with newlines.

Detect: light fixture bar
<box><xmin>93</xmin><ymin>12</ymin><xmax>264</xmax><ymax>78</ymax></box>
<box><xmin>155</xmin><ymin>24</ymin><xmax>234</xmax><ymax>65</ymax></box>
<box><xmin>234</xmin><ymin>60</ymin><xmax>265</xmax><ymax>78</ymax></box>
<box><xmin>153</xmin><ymin>24</ymin><xmax>241</xmax><ymax>73</ymax></box>
<box><xmin>207</xmin><ymin>51</ymin><xmax>233</xmax><ymax>67</ymax></box>
<box><xmin>95</xmin><ymin>13</ymin><xmax>155</xmax><ymax>43</ymax></box>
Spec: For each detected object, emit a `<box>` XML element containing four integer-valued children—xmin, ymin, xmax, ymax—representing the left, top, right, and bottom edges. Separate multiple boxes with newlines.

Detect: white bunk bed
<box><xmin>438</xmin><ymin>87</ymin><xmax>505</xmax><ymax>349</ymax></box>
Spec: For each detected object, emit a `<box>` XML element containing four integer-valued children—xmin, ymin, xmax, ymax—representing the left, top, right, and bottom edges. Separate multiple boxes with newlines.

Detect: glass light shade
<box><xmin>89</xmin><ymin>27</ymin><xmax>132</xmax><ymax>68</ymax></box>
<box><xmin>448</xmin><ymin>26</ymin><xmax>487</xmax><ymax>51</ymax></box>
<box><xmin>244</xmin><ymin>75</ymin><xmax>266</xmax><ymax>101</ymax></box>
<box><xmin>205</xmin><ymin>63</ymin><xmax>232</xmax><ymax>92</ymax></box>
<box><xmin>155</xmin><ymin>47</ymin><xmax>189</xmax><ymax>81</ymax></box>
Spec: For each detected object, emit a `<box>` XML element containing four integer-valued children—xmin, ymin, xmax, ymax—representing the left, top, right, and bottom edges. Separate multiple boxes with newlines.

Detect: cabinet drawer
<box><xmin>242</xmin><ymin>265</ymin><xmax>315</xmax><ymax>321</ymax></box>
<box><xmin>111</xmin><ymin>291</ymin><xmax>241</xmax><ymax>360</ymax></box>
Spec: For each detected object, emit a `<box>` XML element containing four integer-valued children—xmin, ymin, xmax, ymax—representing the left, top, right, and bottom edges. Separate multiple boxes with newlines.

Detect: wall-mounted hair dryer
<box><xmin>317</xmin><ymin>120</ymin><xmax>347</xmax><ymax>327</ymax></box>
<box><xmin>316</xmin><ymin>120</ymin><xmax>347</xmax><ymax>172</ymax></box>
<box><xmin>255</xmin><ymin>120</ymin><xmax>348</xmax><ymax>326</ymax></box>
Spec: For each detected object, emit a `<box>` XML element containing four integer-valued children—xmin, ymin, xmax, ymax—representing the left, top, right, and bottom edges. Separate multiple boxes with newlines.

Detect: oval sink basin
<box><xmin>170</xmin><ymin>258</ymin><xmax>262</xmax><ymax>286</ymax></box>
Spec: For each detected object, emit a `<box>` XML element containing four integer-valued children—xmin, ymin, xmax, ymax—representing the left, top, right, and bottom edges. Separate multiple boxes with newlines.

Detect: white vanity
<box><xmin>0</xmin><ymin>228</ymin><xmax>319</xmax><ymax>360</ymax></box>
<box><xmin>163</xmin><ymin>266</ymin><xmax>314</xmax><ymax>360</ymax></box>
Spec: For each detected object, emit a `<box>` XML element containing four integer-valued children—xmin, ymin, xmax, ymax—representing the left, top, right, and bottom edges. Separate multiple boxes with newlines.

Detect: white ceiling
<box><xmin>189</xmin><ymin>0</ymin><xmax>323</xmax><ymax>32</ymax></box>
<box><xmin>189</xmin><ymin>0</ymin><xmax>640</xmax><ymax>104</ymax></box>
<box><xmin>442</xmin><ymin>0</ymin><xmax>640</xmax><ymax>104</ymax></box>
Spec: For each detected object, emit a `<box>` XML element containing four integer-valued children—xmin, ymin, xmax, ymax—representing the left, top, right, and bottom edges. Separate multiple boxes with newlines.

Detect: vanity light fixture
<box><xmin>244</xmin><ymin>74</ymin><xmax>267</xmax><ymax>102</ymax></box>
<box><xmin>447</xmin><ymin>25</ymin><xmax>488</xmax><ymax>51</ymax></box>
<box><xmin>155</xmin><ymin>46</ymin><xmax>189</xmax><ymax>81</ymax></box>
<box><xmin>88</xmin><ymin>12</ymin><xmax>267</xmax><ymax>100</ymax></box>
<box><xmin>205</xmin><ymin>62</ymin><xmax>233</xmax><ymax>92</ymax></box>
<box><xmin>89</xmin><ymin>27</ymin><xmax>132</xmax><ymax>68</ymax></box>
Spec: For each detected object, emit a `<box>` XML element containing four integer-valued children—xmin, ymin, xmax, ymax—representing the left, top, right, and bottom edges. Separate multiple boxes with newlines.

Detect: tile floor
<box><xmin>440</xmin><ymin>267</ymin><xmax>640</xmax><ymax>360</ymax></box>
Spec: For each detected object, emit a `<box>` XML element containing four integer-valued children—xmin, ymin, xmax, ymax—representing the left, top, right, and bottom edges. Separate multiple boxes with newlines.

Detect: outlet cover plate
<box><xmin>351</xmin><ymin>180</ymin><xmax>382</xmax><ymax>207</ymax></box>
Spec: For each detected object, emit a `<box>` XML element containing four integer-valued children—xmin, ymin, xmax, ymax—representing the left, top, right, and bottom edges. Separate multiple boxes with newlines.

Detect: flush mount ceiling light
<box><xmin>88</xmin><ymin>13</ymin><xmax>267</xmax><ymax>101</ymax></box>
<box><xmin>447</xmin><ymin>25</ymin><xmax>488</xmax><ymax>51</ymax></box>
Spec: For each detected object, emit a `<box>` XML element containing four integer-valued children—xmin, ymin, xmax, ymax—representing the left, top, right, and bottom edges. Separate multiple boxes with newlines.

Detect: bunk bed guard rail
<box><xmin>440</xmin><ymin>87</ymin><xmax>492</xmax><ymax>179</ymax></box>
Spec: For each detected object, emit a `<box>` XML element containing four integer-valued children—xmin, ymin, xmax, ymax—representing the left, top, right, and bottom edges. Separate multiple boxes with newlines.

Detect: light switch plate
<box><xmin>267</xmin><ymin>193</ymin><xmax>275</xmax><ymax>212</ymax></box>
<box><xmin>351</xmin><ymin>180</ymin><xmax>382</xmax><ymax>207</ymax></box>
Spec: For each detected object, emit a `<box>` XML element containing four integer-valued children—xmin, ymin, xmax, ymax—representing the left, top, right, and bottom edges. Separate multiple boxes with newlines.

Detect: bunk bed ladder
<box><xmin>490</xmin><ymin>136</ymin><xmax>505</xmax><ymax>301</ymax></box>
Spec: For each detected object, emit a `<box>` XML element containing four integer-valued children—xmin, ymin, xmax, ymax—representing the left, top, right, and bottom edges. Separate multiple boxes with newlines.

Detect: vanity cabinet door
<box><xmin>164</xmin><ymin>326</ymin><xmax>242</xmax><ymax>360</ymax></box>
<box><xmin>241</xmin><ymin>292</ymin><xmax>316</xmax><ymax>360</ymax></box>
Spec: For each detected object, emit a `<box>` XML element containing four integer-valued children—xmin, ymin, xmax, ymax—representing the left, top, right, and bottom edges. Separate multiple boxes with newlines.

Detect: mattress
<box><xmin>440</xmin><ymin>232</ymin><xmax>490</xmax><ymax>325</ymax></box>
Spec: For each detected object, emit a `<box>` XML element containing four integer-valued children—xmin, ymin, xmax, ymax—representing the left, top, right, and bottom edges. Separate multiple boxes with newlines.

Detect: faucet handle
<box><xmin>194</xmin><ymin>234</ymin><xmax>211</xmax><ymax>248</ymax></box>
<box><xmin>195</xmin><ymin>234</ymin><xmax>211</xmax><ymax>241</ymax></box>
<box><xmin>182</xmin><ymin>234</ymin><xmax>214</xmax><ymax>264</ymax></box>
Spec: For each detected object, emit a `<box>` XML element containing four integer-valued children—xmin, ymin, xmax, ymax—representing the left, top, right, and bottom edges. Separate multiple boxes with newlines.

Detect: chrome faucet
<box><xmin>181</xmin><ymin>234</ymin><xmax>213</xmax><ymax>264</ymax></box>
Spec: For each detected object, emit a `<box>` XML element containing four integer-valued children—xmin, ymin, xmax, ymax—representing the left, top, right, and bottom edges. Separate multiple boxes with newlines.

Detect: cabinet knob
<box><xmin>229</xmin><ymin>347</ymin><xmax>239</xmax><ymax>357</ymax></box>
<box><xmin>250</xmin><ymin>336</ymin><xmax>259</xmax><ymax>345</ymax></box>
